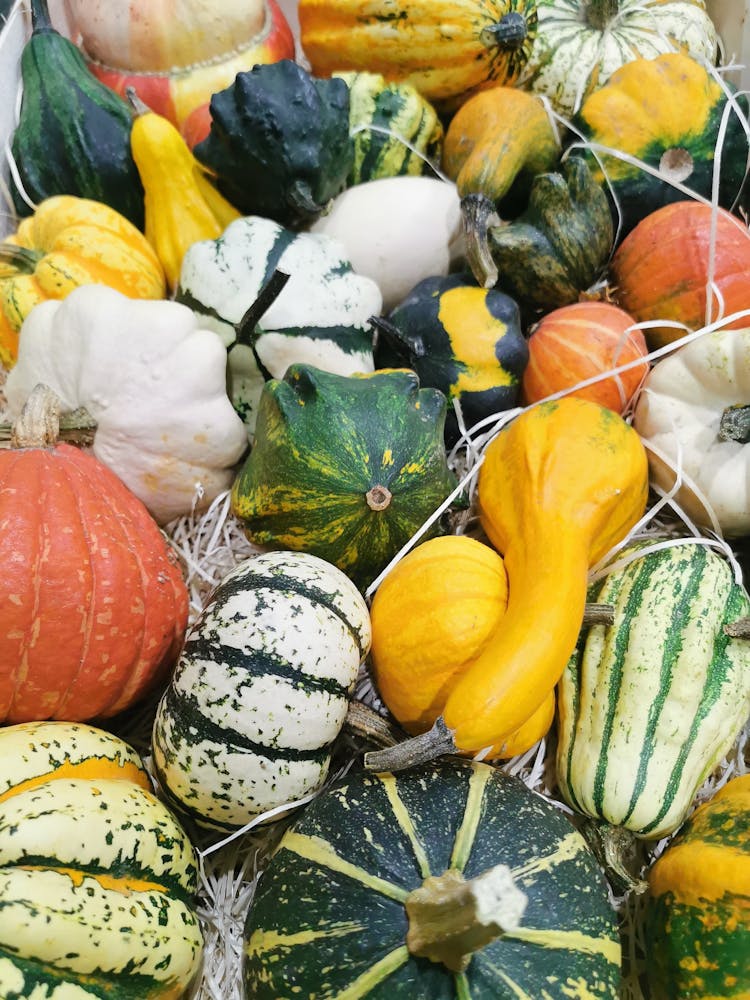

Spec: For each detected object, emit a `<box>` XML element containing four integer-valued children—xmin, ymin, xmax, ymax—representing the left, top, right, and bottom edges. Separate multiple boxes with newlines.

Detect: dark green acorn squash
<box><xmin>10</xmin><ymin>0</ymin><xmax>144</xmax><ymax>229</ymax></box>
<box><xmin>463</xmin><ymin>156</ymin><xmax>614</xmax><ymax>318</ymax></box>
<box><xmin>373</xmin><ymin>274</ymin><xmax>528</xmax><ymax>445</ymax></box>
<box><xmin>243</xmin><ymin>759</ymin><xmax>622</xmax><ymax>998</ymax></box>
<box><xmin>194</xmin><ymin>60</ymin><xmax>354</xmax><ymax>228</ymax></box>
<box><xmin>230</xmin><ymin>365</ymin><xmax>458</xmax><ymax>591</ymax></box>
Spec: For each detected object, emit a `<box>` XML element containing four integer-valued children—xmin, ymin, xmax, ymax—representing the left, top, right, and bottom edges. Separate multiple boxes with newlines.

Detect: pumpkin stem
<box><xmin>2</xmin><ymin>386</ymin><xmax>97</xmax><ymax>449</ymax></box>
<box><xmin>586</xmin><ymin>0</ymin><xmax>620</xmax><ymax>31</ymax></box>
<box><xmin>719</xmin><ymin>404</ymin><xmax>750</xmax><ymax>444</ymax></box>
<box><xmin>405</xmin><ymin>864</ymin><xmax>528</xmax><ymax>972</ymax></box>
<box><xmin>579</xmin><ymin>818</ymin><xmax>649</xmax><ymax>897</ymax></box>
<box><xmin>462</xmin><ymin>194</ymin><xmax>501</xmax><ymax>289</ymax></box>
<box><xmin>364</xmin><ymin>717</ymin><xmax>457</xmax><ymax>772</ymax></box>
<box><xmin>0</xmin><ymin>244</ymin><xmax>43</xmax><ymax>275</ymax></box>
<box><xmin>479</xmin><ymin>12</ymin><xmax>528</xmax><ymax>51</ymax></box>
<box><xmin>30</xmin><ymin>0</ymin><xmax>55</xmax><ymax>35</ymax></box>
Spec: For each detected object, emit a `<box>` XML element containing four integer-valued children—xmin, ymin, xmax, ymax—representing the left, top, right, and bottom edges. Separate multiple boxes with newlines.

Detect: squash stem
<box><xmin>579</xmin><ymin>818</ymin><xmax>648</xmax><ymax>897</ymax></box>
<box><xmin>1</xmin><ymin>387</ymin><xmax>97</xmax><ymax>450</ymax></box>
<box><xmin>479</xmin><ymin>12</ymin><xmax>528</xmax><ymax>51</ymax></box>
<box><xmin>124</xmin><ymin>86</ymin><xmax>151</xmax><ymax>117</ymax></box>
<box><xmin>0</xmin><ymin>244</ymin><xmax>43</xmax><ymax>274</ymax></box>
<box><xmin>30</xmin><ymin>0</ymin><xmax>55</xmax><ymax>35</ymax></box>
<box><xmin>233</xmin><ymin>269</ymin><xmax>291</xmax><ymax>351</ymax></box>
<box><xmin>342</xmin><ymin>699</ymin><xmax>406</xmax><ymax>750</ymax></box>
<box><xmin>405</xmin><ymin>864</ymin><xmax>527</xmax><ymax>972</ymax></box>
<box><xmin>719</xmin><ymin>404</ymin><xmax>750</xmax><ymax>444</ymax></box>
<box><xmin>364</xmin><ymin>717</ymin><xmax>457</xmax><ymax>772</ymax></box>
<box><xmin>586</xmin><ymin>0</ymin><xmax>620</xmax><ymax>31</ymax></box>
<box><xmin>462</xmin><ymin>194</ymin><xmax>501</xmax><ymax>289</ymax></box>
<box><xmin>723</xmin><ymin>616</ymin><xmax>750</xmax><ymax>638</ymax></box>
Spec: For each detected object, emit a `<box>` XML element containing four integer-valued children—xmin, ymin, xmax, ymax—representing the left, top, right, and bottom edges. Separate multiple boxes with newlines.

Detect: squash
<box><xmin>231</xmin><ymin>364</ymin><xmax>458</xmax><ymax>591</ymax></box>
<box><xmin>0</xmin><ymin>195</ymin><xmax>165</xmax><ymax>369</ymax></box>
<box><xmin>522</xmin><ymin>300</ymin><xmax>648</xmax><ymax>413</ymax></box>
<box><xmin>610</xmin><ymin>200</ymin><xmax>750</xmax><ymax>349</ymax></box>
<box><xmin>176</xmin><ymin>215</ymin><xmax>381</xmax><ymax>438</ymax></box>
<box><xmin>152</xmin><ymin>551</ymin><xmax>371</xmax><ymax>831</ymax></box>
<box><xmin>442</xmin><ymin>85</ymin><xmax>560</xmax><ymax>210</ymax></box>
<box><xmin>0</xmin><ymin>720</ymin><xmax>203</xmax><ymax>998</ymax></box>
<box><xmin>9</xmin><ymin>0</ymin><xmax>144</xmax><ymax>229</ymax></box>
<box><xmin>335</xmin><ymin>71</ymin><xmax>444</xmax><ymax>185</ymax></box>
<box><xmin>128</xmin><ymin>91</ymin><xmax>241</xmax><ymax>292</ymax></box>
<box><xmin>518</xmin><ymin>0</ymin><xmax>719</xmax><ymax>117</ymax></box>
<box><xmin>633</xmin><ymin>325</ymin><xmax>750</xmax><ymax>536</ymax></box>
<box><xmin>557</xmin><ymin>542</ymin><xmax>750</xmax><ymax>841</ymax></box>
<box><xmin>194</xmin><ymin>60</ymin><xmax>353</xmax><ymax>228</ymax></box>
<box><xmin>244</xmin><ymin>759</ymin><xmax>622</xmax><ymax>998</ymax></box>
<box><xmin>299</xmin><ymin>0</ymin><xmax>538</xmax><ymax>109</ymax></box>
<box><xmin>646</xmin><ymin>774</ymin><xmax>750</xmax><ymax>999</ymax></box>
<box><xmin>575</xmin><ymin>53</ymin><xmax>750</xmax><ymax>236</ymax></box>
<box><xmin>464</xmin><ymin>157</ymin><xmax>614</xmax><ymax>317</ymax></box>
<box><xmin>4</xmin><ymin>285</ymin><xmax>248</xmax><ymax>524</ymax></box>
<box><xmin>0</xmin><ymin>385</ymin><xmax>188</xmax><ymax>723</ymax></box>
<box><xmin>372</xmin><ymin>273</ymin><xmax>528</xmax><ymax>445</ymax></box>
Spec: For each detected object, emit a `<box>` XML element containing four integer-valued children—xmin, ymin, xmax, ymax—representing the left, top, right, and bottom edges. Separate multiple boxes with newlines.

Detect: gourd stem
<box><xmin>0</xmin><ymin>244</ymin><xmax>43</xmax><ymax>274</ymax></box>
<box><xmin>1</xmin><ymin>390</ymin><xmax>97</xmax><ymax>449</ymax></box>
<box><xmin>723</xmin><ymin>616</ymin><xmax>750</xmax><ymax>638</ymax></box>
<box><xmin>368</xmin><ymin>314</ymin><xmax>424</xmax><ymax>359</ymax></box>
<box><xmin>343</xmin><ymin>699</ymin><xmax>406</xmax><ymax>749</ymax></box>
<box><xmin>579</xmin><ymin>818</ymin><xmax>648</xmax><ymax>897</ymax></box>
<box><xmin>582</xmin><ymin>602</ymin><xmax>615</xmax><ymax>627</ymax></box>
<box><xmin>364</xmin><ymin>717</ymin><xmax>456</xmax><ymax>772</ymax></box>
<box><xmin>233</xmin><ymin>268</ymin><xmax>291</xmax><ymax>351</ymax></box>
<box><xmin>462</xmin><ymin>194</ymin><xmax>501</xmax><ymax>289</ymax></box>
<box><xmin>405</xmin><ymin>863</ymin><xmax>527</xmax><ymax>972</ymax></box>
<box><xmin>719</xmin><ymin>404</ymin><xmax>750</xmax><ymax>443</ymax></box>
<box><xmin>30</xmin><ymin>0</ymin><xmax>55</xmax><ymax>35</ymax></box>
<box><xmin>479</xmin><ymin>12</ymin><xmax>528</xmax><ymax>51</ymax></box>
<box><xmin>586</xmin><ymin>0</ymin><xmax>620</xmax><ymax>31</ymax></box>
<box><xmin>366</xmin><ymin>485</ymin><xmax>392</xmax><ymax>511</ymax></box>
<box><xmin>287</xmin><ymin>179</ymin><xmax>324</xmax><ymax>221</ymax></box>
<box><xmin>124</xmin><ymin>86</ymin><xmax>151</xmax><ymax>117</ymax></box>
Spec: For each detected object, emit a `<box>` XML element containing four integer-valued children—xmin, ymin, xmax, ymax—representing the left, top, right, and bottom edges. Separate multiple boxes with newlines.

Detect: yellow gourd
<box><xmin>127</xmin><ymin>89</ymin><xmax>240</xmax><ymax>290</ymax></box>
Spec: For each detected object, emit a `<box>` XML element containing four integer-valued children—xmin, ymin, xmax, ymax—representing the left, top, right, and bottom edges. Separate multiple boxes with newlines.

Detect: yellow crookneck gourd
<box><xmin>127</xmin><ymin>88</ymin><xmax>240</xmax><ymax>290</ymax></box>
<box><xmin>366</xmin><ymin>397</ymin><xmax>649</xmax><ymax>771</ymax></box>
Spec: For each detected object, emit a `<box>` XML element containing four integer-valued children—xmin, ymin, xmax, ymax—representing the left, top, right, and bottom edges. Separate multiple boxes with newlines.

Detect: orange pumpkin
<box><xmin>523</xmin><ymin>301</ymin><xmax>649</xmax><ymax>413</ymax></box>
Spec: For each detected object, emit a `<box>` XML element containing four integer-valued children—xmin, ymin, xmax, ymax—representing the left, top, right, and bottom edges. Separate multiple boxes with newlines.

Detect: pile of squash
<box><xmin>0</xmin><ymin>0</ymin><xmax>749</xmax><ymax>997</ymax></box>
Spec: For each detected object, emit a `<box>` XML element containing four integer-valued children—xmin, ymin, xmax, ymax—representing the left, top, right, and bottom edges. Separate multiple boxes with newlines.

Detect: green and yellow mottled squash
<box><xmin>0</xmin><ymin>721</ymin><xmax>203</xmax><ymax>999</ymax></box>
<box><xmin>244</xmin><ymin>759</ymin><xmax>622</xmax><ymax>998</ymax></box>
<box><xmin>231</xmin><ymin>365</ymin><xmax>458</xmax><ymax>591</ymax></box>
<box><xmin>646</xmin><ymin>774</ymin><xmax>750</xmax><ymax>999</ymax></box>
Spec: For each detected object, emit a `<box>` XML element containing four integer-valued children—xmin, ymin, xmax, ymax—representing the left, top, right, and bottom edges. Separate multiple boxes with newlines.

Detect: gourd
<box><xmin>128</xmin><ymin>91</ymin><xmax>241</xmax><ymax>292</ymax></box>
<box><xmin>372</xmin><ymin>273</ymin><xmax>528</xmax><ymax>445</ymax></box>
<box><xmin>557</xmin><ymin>542</ymin><xmax>750</xmax><ymax>841</ymax></box>
<box><xmin>646</xmin><ymin>774</ymin><xmax>750</xmax><ymax>999</ymax></box>
<box><xmin>518</xmin><ymin>0</ymin><xmax>719</xmax><ymax>117</ymax></box>
<box><xmin>152</xmin><ymin>551</ymin><xmax>371</xmax><ymax>831</ymax></box>
<box><xmin>244</xmin><ymin>759</ymin><xmax>622</xmax><ymax>998</ymax></box>
<box><xmin>575</xmin><ymin>53</ymin><xmax>750</xmax><ymax>236</ymax></box>
<box><xmin>0</xmin><ymin>385</ymin><xmax>188</xmax><ymax>723</ymax></box>
<box><xmin>176</xmin><ymin>215</ymin><xmax>381</xmax><ymax>437</ymax></box>
<box><xmin>523</xmin><ymin>300</ymin><xmax>648</xmax><ymax>413</ymax></box>
<box><xmin>0</xmin><ymin>721</ymin><xmax>203</xmax><ymax>998</ymax></box>
<box><xmin>464</xmin><ymin>157</ymin><xmax>614</xmax><ymax>317</ymax></box>
<box><xmin>0</xmin><ymin>195</ymin><xmax>165</xmax><ymax>369</ymax></box>
<box><xmin>610</xmin><ymin>201</ymin><xmax>750</xmax><ymax>349</ymax></box>
<box><xmin>4</xmin><ymin>285</ymin><xmax>248</xmax><ymax>524</ymax></box>
<box><xmin>194</xmin><ymin>60</ymin><xmax>354</xmax><ymax>227</ymax></box>
<box><xmin>633</xmin><ymin>325</ymin><xmax>750</xmax><ymax>536</ymax></box>
<box><xmin>9</xmin><ymin>0</ymin><xmax>144</xmax><ymax>229</ymax></box>
<box><xmin>299</xmin><ymin>0</ymin><xmax>538</xmax><ymax>109</ymax></box>
<box><xmin>231</xmin><ymin>364</ymin><xmax>458</xmax><ymax>591</ymax></box>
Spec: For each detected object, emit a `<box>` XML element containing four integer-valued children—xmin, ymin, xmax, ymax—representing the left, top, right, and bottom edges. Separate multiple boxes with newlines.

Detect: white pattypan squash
<box><xmin>5</xmin><ymin>285</ymin><xmax>248</xmax><ymax>524</ymax></box>
<box><xmin>176</xmin><ymin>215</ymin><xmax>382</xmax><ymax>436</ymax></box>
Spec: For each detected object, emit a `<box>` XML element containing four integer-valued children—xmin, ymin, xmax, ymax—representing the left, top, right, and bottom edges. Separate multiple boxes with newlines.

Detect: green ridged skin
<box><xmin>11</xmin><ymin>0</ymin><xmax>144</xmax><ymax>228</ymax></box>
<box><xmin>231</xmin><ymin>365</ymin><xmax>458</xmax><ymax>591</ymax></box>
<box><xmin>244</xmin><ymin>759</ymin><xmax>621</xmax><ymax>998</ymax></box>
<box><xmin>557</xmin><ymin>542</ymin><xmax>750</xmax><ymax>839</ymax></box>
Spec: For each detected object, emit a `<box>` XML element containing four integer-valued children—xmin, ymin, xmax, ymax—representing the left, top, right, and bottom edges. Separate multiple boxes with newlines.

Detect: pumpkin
<box><xmin>518</xmin><ymin>0</ymin><xmax>719</xmax><ymax>117</ymax></box>
<box><xmin>522</xmin><ymin>300</ymin><xmax>648</xmax><ymax>413</ymax></box>
<box><xmin>0</xmin><ymin>384</ymin><xmax>189</xmax><ymax>723</ymax></box>
<box><xmin>152</xmin><ymin>551</ymin><xmax>371</xmax><ymax>831</ymax></box>
<box><xmin>646</xmin><ymin>773</ymin><xmax>750</xmax><ymax>999</ymax></box>
<box><xmin>176</xmin><ymin>214</ymin><xmax>381</xmax><ymax>438</ymax></box>
<box><xmin>9</xmin><ymin>0</ymin><xmax>144</xmax><ymax>230</ymax></box>
<box><xmin>372</xmin><ymin>273</ymin><xmax>528</xmax><ymax>445</ymax></box>
<box><xmin>610</xmin><ymin>201</ymin><xmax>750</xmax><ymax>349</ymax></box>
<box><xmin>299</xmin><ymin>0</ymin><xmax>538</xmax><ymax>109</ymax></box>
<box><xmin>0</xmin><ymin>721</ymin><xmax>203</xmax><ymax>998</ymax></box>
<box><xmin>194</xmin><ymin>60</ymin><xmax>353</xmax><ymax>228</ymax></box>
<box><xmin>244</xmin><ymin>759</ymin><xmax>622</xmax><ymax>998</ymax></box>
<box><xmin>5</xmin><ymin>285</ymin><xmax>248</xmax><ymax>524</ymax></box>
<box><xmin>0</xmin><ymin>195</ymin><xmax>165</xmax><ymax>370</ymax></box>
<box><xmin>633</xmin><ymin>325</ymin><xmax>750</xmax><ymax>536</ymax></box>
<box><xmin>231</xmin><ymin>364</ymin><xmax>458</xmax><ymax>591</ymax></box>
<box><xmin>557</xmin><ymin>542</ymin><xmax>750</xmax><ymax>841</ymax></box>
<box><xmin>574</xmin><ymin>53</ymin><xmax>750</xmax><ymax>236</ymax></box>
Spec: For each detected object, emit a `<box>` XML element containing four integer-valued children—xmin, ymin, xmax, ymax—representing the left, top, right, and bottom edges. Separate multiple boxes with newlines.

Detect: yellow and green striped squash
<box><xmin>0</xmin><ymin>721</ymin><xmax>204</xmax><ymax>999</ymax></box>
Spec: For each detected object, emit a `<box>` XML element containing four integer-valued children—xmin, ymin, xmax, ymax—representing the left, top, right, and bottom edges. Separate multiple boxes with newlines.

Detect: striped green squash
<box><xmin>0</xmin><ymin>721</ymin><xmax>203</xmax><ymax>999</ymax></box>
<box><xmin>231</xmin><ymin>365</ymin><xmax>458</xmax><ymax>591</ymax></box>
<box><xmin>557</xmin><ymin>542</ymin><xmax>750</xmax><ymax>840</ymax></box>
<box><xmin>335</xmin><ymin>71</ymin><xmax>443</xmax><ymax>185</ymax></box>
<box><xmin>243</xmin><ymin>759</ymin><xmax>622</xmax><ymax>998</ymax></box>
<box><xmin>152</xmin><ymin>551</ymin><xmax>371</xmax><ymax>831</ymax></box>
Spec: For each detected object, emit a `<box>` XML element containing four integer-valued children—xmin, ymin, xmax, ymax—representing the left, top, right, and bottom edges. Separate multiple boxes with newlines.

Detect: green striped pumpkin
<box><xmin>151</xmin><ymin>551</ymin><xmax>371</xmax><ymax>831</ymax></box>
<box><xmin>557</xmin><ymin>542</ymin><xmax>750</xmax><ymax>840</ymax></box>
<box><xmin>0</xmin><ymin>721</ymin><xmax>203</xmax><ymax>999</ymax></box>
<box><xmin>243</xmin><ymin>759</ymin><xmax>622</xmax><ymax>998</ymax></box>
<box><xmin>334</xmin><ymin>71</ymin><xmax>443</xmax><ymax>185</ymax></box>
